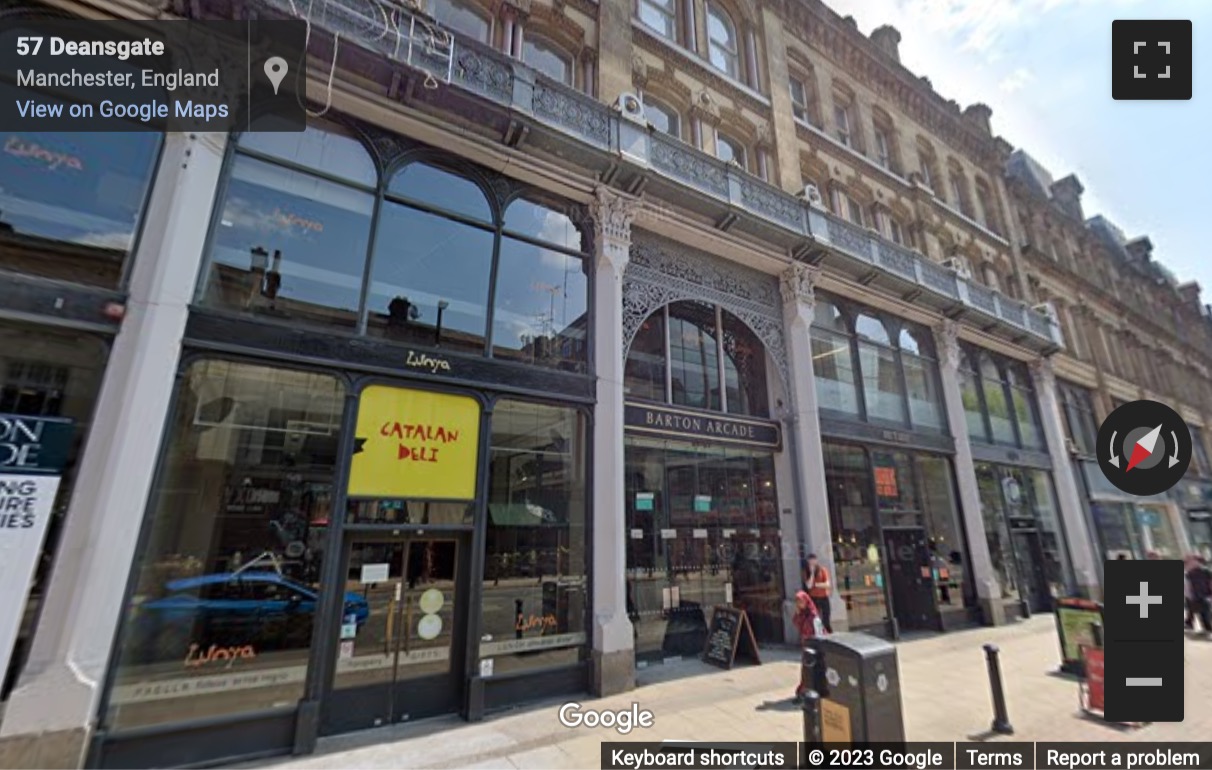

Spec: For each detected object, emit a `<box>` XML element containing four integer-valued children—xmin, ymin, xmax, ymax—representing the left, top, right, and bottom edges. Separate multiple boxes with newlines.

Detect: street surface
<box><xmin>237</xmin><ymin>617</ymin><xmax>1212</xmax><ymax>769</ymax></box>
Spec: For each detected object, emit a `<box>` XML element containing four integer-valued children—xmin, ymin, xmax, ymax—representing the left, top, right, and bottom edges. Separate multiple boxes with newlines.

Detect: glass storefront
<box><xmin>200</xmin><ymin>122</ymin><xmax>589</xmax><ymax>372</ymax></box>
<box><xmin>624</xmin><ymin>438</ymin><xmax>782</xmax><ymax>660</ymax></box>
<box><xmin>822</xmin><ymin>442</ymin><xmax>970</xmax><ymax>633</ymax></box>
<box><xmin>106</xmin><ymin>359</ymin><xmax>344</xmax><ymax>730</ymax></box>
<box><xmin>975</xmin><ymin>462</ymin><xmax>1073</xmax><ymax>613</ymax></box>
<box><xmin>1082</xmin><ymin>460</ymin><xmax>1184</xmax><ymax>560</ymax></box>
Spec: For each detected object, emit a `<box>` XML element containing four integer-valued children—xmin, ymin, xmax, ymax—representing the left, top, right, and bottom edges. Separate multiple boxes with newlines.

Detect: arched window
<box><xmin>788</xmin><ymin>65</ymin><xmax>820</xmax><ymax>126</ymax></box>
<box><xmin>428</xmin><ymin>0</ymin><xmax>491</xmax><ymax>43</ymax></box>
<box><xmin>916</xmin><ymin>138</ymin><xmax>940</xmax><ymax>192</ymax></box>
<box><xmin>202</xmin><ymin>121</ymin><xmax>378</xmax><ymax>329</ymax></box>
<box><xmin>623</xmin><ymin>301</ymin><xmax>770</xmax><ymax>417</ymax></box>
<box><xmin>645</xmin><ymin>99</ymin><xmax>681</xmax><ymax>139</ymax></box>
<box><xmin>201</xmin><ymin>121</ymin><xmax>590</xmax><ymax>372</ymax></box>
<box><xmin>638</xmin><ymin>0</ymin><xmax>677</xmax><ymax>39</ymax></box>
<box><xmin>948</xmin><ymin>161</ymin><xmax>974</xmax><ymax>218</ymax></box>
<box><xmin>715</xmin><ymin>132</ymin><xmax>747</xmax><ymax>170</ymax></box>
<box><xmin>706</xmin><ymin>3</ymin><xmax>740</xmax><ymax>79</ymax></box>
<box><xmin>871</xmin><ymin>108</ymin><xmax>899</xmax><ymax>174</ymax></box>
<box><xmin>523</xmin><ymin>36</ymin><xmax>574</xmax><ymax>85</ymax></box>
<box><xmin>810</xmin><ymin>296</ymin><xmax>944</xmax><ymax>432</ymax></box>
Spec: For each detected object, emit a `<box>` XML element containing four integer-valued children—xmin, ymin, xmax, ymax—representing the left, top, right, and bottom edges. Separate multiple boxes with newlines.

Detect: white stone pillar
<box><xmin>0</xmin><ymin>133</ymin><xmax>228</xmax><ymax>767</ymax></box>
<box><xmin>589</xmin><ymin>185</ymin><xmax>641</xmax><ymax>696</ymax></box>
<box><xmin>935</xmin><ymin>321</ymin><xmax>1005</xmax><ymax>625</ymax></box>
<box><xmin>779</xmin><ymin>264</ymin><xmax>846</xmax><ymax>630</ymax></box>
<box><xmin>1030</xmin><ymin>357</ymin><xmax>1101</xmax><ymax>599</ymax></box>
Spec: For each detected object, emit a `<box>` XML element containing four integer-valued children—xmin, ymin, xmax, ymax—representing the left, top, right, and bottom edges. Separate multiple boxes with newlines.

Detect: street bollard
<box><xmin>802</xmin><ymin>689</ymin><xmax>822</xmax><ymax>744</ymax></box>
<box><xmin>983</xmin><ymin>643</ymin><xmax>1014</xmax><ymax>735</ymax></box>
<box><xmin>1090</xmin><ymin>622</ymin><xmax>1103</xmax><ymax>648</ymax></box>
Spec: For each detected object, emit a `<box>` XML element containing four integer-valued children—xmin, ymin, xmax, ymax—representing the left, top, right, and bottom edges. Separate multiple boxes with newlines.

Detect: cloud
<box><xmin>998</xmin><ymin>68</ymin><xmax>1034</xmax><ymax>93</ymax></box>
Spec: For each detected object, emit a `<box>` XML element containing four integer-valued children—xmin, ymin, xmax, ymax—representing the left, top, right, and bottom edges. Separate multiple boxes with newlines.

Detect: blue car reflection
<box><xmin>132</xmin><ymin>572</ymin><xmax>369</xmax><ymax>660</ymax></box>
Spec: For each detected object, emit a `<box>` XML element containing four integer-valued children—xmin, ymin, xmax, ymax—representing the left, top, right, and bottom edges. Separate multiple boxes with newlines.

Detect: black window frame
<box><xmin>195</xmin><ymin>119</ymin><xmax>593</xmax><ymax>374</ymax></box>
<box><xmin>809</xmin><ymin>292</ymin><xmax>947</xmax><ymax>435</ymax></box>
<box><xmin>961</xmin><ymin>347</ymin><xmax>1046</xmax><ymax>450</ymax></box>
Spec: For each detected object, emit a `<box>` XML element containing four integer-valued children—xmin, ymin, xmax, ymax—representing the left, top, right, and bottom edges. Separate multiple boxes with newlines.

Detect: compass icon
<box><xmin>1097</xmin><ymin>399</ymin><xmax>1192</xmax><ymax>496</ymax></box>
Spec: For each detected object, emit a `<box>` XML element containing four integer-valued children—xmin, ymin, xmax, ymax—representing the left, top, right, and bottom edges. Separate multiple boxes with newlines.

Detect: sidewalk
<box><xmin>240</xmin><ymin>617</ymin><xmax>1212</xmax><ymax>769</ymax></box>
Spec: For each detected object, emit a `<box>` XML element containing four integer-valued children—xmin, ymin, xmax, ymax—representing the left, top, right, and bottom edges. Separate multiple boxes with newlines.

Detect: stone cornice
<box><xmin>773</xmin><ymin>0</ymin><xmax>1005</xmax><ymax>171</ymax></box>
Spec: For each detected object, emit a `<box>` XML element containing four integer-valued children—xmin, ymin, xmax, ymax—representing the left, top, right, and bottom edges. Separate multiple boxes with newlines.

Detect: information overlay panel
<box><xmin>0</xmin><ymin>18</ymin><xmax>306</xmax><ymax>131</ymax></box>
<box><xmin>594</xmin><ymin>742</ymin><xmax>1212</xmax><ymax>770</ymax></box>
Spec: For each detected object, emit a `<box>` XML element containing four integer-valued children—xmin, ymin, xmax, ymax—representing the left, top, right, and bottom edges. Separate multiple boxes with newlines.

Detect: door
<box><xmin>321</xmin><ymin>534</ymin><xmax>469</xmax><ymax>735</ymax></box>
<box><xmin>882</xmin><ymin>528</ymin><xmax>938</xmax><ymax>631</ymax></box>
<box><xmin>1011</xmin><ymin>530</ymin><xmax>1052</xmax><ymax>613</ymax></box>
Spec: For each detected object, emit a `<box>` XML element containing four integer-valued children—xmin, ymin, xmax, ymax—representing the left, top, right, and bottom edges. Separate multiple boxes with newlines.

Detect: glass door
<box><xmin>321</xmin><ymin>534</ymin><xmax>467</xmax><ymax>735</ymax></box>
<box><xmin>1010</xmin><ymin>530</ymin><xmax>1052</xmax><ymax>613</ymax></box>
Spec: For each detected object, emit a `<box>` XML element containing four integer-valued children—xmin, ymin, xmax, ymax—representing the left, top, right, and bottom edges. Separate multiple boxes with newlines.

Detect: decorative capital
<box><xmin>632</xmin><ymin>53</ymin><xmax>648</xmax><ymax>86</ymax></box>
<box><xmin>779</xmin><ymin>262</ymin><xmax>821</xmax><ymax>309</ymax></box>
<box><xmin>935</xmin><ymin>319</ymin><xmax>963</xmax><ymax>371</ymax></box>
<box><xmin>591</xmin><ymin>185</ymin><xmax>642</xmax><ymax>265</ymax></box>
<box><xmin>1029</xmin><ymin>356</ymin><xmax>1056</xmax><ymax>392</ymax></box>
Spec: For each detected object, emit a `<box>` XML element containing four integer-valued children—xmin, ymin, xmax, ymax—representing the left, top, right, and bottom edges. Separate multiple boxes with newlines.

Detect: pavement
<box><xmin>239</xmin><ymin>617</ymin><xmax>1212</xmax><ymax>769</ymax></box>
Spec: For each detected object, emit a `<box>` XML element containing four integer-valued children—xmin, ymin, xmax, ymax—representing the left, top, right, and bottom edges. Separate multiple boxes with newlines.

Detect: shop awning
<box><xmin>488</xmin><ymin>503</ymin><xmax>553</xmax><ymax>526</ymax></box>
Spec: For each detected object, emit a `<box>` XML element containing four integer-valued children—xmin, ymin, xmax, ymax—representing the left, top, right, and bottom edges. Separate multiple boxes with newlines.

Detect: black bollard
<box><xmin>802</xmin><ymin>689</ymin><xmax>822</xmax><ymax>744</ymax></box>
<box><xmin>983</xmin><ymin>643</ymin><xmax>1014</xmax><ymax>735</ymax></box>
<box><xmin>1090</xmin><ymin>622</ymin><xmax>1103</xmax><ymax>648</ymax></box>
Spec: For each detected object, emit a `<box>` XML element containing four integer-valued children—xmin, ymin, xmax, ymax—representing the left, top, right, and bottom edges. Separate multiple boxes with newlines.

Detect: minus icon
<box><xmin>1126</xmin><ymin>677</ymin><xmax>1163</xmax><ymax>686</ymax></box>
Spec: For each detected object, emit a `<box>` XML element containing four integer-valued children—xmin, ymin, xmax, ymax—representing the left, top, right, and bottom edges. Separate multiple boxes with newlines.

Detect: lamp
<box><xmin>435</xmin><ymin>300</ymin><xmax>449</xmax><ymax>346</ymax></box>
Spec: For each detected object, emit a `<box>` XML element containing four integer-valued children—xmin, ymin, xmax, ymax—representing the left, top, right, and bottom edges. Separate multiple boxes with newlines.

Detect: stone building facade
<box><xmin>1</xmin><ymin>0</ymin><xmax>1210</xmax><ymax>766</ymax></box>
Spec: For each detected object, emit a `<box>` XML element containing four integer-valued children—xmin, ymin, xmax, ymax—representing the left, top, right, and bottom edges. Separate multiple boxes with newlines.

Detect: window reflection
<box><xmin>107</xmin><ymin>360</ymin><xmax>343</xmax><ymax>730</ymax></box>
<box><xmin>493</xmin><ymin>236</ymin><xmax>588</xmax><ymax>369</ymax></box>
<box><xmin>823</xmin><ymin>443</ymin><xmax>887</xmax><ymax>629</ymax></box>
<box><xmin>523</xmin><ymin>38</ymin><xmax>573</xmax><ymax>85</ymax></box>
<box><xmin>484</xmin><ymin>401</ymin><xmax>588</xmax><ymax>674</ymax></box>
<box><xmin>428</xmin><ymin>0</ymin><xmax>491</xmax><ymax>43</ymax></box>
<box><xmin>366</xmin><ymin>202</ymin><xmax>493</xmax><ymax>354</ymax></box>
<box><xmin>0</xmin><ymin>127</ymin><xmax>160</xmax><ymax>287</ymax></box>
<box><xmin>624</xmin><ymin>313</ymin><xmax>667</xmax><ymax>402</ymax></box>
<box><xmin>203</xmin><ymin>157</ymin><xmax>374</xmax><ymax>328</ymax></box>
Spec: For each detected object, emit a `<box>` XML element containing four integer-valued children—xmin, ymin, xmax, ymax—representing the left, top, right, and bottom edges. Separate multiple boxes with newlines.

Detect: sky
<box><xmin>824</xmin><ymin>0</ymin><xmax>1212</xmax><ymax>295</ymax></box>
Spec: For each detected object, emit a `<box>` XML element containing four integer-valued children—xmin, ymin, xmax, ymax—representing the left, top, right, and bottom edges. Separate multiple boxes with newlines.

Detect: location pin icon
<box><xmin>264</xmin><ymin>56</ymin><xmax>288</xmax><ymax>95</ymax></box>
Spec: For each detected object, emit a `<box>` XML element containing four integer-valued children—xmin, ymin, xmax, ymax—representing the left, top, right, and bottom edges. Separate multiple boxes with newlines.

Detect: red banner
<box><xmin>1084</xmin><ymin>646</ymin><xmax>1104</xmax><ymax>711</ymax></box>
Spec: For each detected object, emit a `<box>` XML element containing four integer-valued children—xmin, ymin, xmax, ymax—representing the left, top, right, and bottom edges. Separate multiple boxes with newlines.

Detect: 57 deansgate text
<box><xmin>15</xmin><ymin>35</ymin><xmax>166</xmax><ymax>59</ymax></box>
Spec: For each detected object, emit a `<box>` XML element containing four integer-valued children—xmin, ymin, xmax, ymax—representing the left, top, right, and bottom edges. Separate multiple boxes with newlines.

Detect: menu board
<box><xmin>702</xmin><ymin>606</ymin><xmax>761</xmax><ymax>670</ymax></box>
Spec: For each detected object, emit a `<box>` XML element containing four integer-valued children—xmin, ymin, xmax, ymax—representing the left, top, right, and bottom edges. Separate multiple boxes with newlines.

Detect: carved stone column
<box><xmin>779</xmin><ymin>263</ymin><xmax>847</xmax><ymax>631</ymax></box>
<box><xmin>1030</xmin><ymin>357</ymin><xmax>1102</xmax><ymax>599</ymax></box>
<box><xmin>934</xmin><ymin>321</ymin><xmax>1005</xmax><ymax>625</ymax></box>
<box><xmin>589</xmin><ymin>185</ymin><xmax>641</xmax><ymax>696</ymax></box>
<box><xmin>0</xmin><ymin>133</ymin><xmax>229</xmax><ymax>767</ymax></box>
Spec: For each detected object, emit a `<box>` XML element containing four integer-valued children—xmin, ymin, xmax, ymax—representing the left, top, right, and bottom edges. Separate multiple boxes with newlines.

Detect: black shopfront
<box><xmin>959</xmin><ymin>348</ymin><xmax>1074</xmax><ymax>617</ymax></box>
<box><xmin>91</xmin><ymin>118</ymin><xmax>595</xmax><ymax>768</ymax></box>
<box><xmin>810</xmin><ymin>294</ymin><xmax>976</xmax><ymax>637</ymax></box>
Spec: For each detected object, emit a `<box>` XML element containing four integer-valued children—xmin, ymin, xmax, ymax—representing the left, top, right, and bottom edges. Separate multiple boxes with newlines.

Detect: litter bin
<box><xmin>809</xmin><ymin>632</ymin><xmax>904</xmax><ymax>743</ymax></box>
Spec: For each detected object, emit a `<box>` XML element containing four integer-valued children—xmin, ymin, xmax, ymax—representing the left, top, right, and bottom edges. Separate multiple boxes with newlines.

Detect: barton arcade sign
<box><xmin>624</xmin><ymin>402</ymin><xmax>782</xmax><ymax>450</ymax></box>
<box><xmin>0</xmin><ymin>413</ymin><xmax>74</xmax><ymax>691</ymax></box>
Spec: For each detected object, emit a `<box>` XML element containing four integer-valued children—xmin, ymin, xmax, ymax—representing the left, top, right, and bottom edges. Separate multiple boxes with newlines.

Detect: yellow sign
<box><xmin>348</xmin><ymin>386</ymin><xmax>480</xmax><ymax>499</ymax></box>
<box><xmin>820</xmin><ymin>698</ymin><xmax>852</xmax><ymax>744</ymax></box>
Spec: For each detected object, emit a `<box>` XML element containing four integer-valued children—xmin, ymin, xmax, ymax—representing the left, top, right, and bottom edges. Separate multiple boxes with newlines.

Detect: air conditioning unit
<box><xmin>614</xmin><ymin>92</ymin><xmax>646</xmax><ymax>124</ymax></box>
<box><xmin>799</xmin><ymin>184</ymin><xmax>824</xmax><ymax>208</ymax></box>
<box><xmin>942</xmin><ymin>257</ymin><xmax>972</xmax><ymax>280</ymax></box>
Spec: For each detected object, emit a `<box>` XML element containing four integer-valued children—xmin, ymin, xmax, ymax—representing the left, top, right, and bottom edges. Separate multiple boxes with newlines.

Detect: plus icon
<box><xmin>1126</xmin><ymin>581</ymin><xmax>1163</xmax><ymax>618</ymax></box>
<box><xmin>1112</xmin><ymin>20</ymin><xmax>1193</xmax><ymax>100</ymax></box>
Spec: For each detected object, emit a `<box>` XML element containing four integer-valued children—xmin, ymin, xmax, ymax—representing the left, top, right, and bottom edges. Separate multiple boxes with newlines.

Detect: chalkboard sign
<box><xmin>702</xmin><ymin>606</ymin><xmax>761</xmax><ymax>669</ymax></box>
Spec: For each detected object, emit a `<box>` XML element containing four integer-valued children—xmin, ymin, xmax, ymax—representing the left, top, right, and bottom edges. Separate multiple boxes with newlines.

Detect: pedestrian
<box><xmin>1187</xmin><ymin>555</ymin><xmax>1212</xmax><ymax>634</ymax></box>
<box><xmin>792</xmin><ymin>590</ymin><xmax>825</xmax><ymax>704</ymax></box>
<box><xmin>803</xmin><ymin>553</ymin><xmax>833</xmax><ymax>633</ymax></box>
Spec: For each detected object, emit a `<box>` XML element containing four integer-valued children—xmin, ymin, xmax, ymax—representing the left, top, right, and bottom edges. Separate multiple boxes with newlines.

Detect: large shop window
<box><xmin>1059</xmin><ymin>381</ymin><xmax>1098</xmax><ymax>456</ymax></box>
<box><xmin>0</xmin><ymin>128</ymin><xmax>160</xmax><ymax>287</ymax></box>
<box><xmin>823</xmin><ymin>442</ymin><xmax>969</xmax><ymax>631</ymax></box>
<box><xmin>624</xmin><ymin>302</ymin><xmax>770</xmax><ymax>417</ymax></box>
<box><xmin>975</xmin><ymin>463</ymin><xmax>1074</xmax><ymax>610</ymax></box>
<box><xmin>199</xmin><ymin>121</ymin><xmax>589</xmax><ymax>372</ymax></box>
<box><xmin>624</xmin><ymin>438</ymin><xmax>783</xmax><ymax>659</ymax></box>
<box><xmin>483</xmin><ymin>400</ymin><xmax>588</xmax><ymax>674</ymax></box>
<box><xmin>105</xmin><ymin>359</ymin><xmax>344</xmax><ymax>730</ymax></box>
<box><xmin>961</xmin><ymin>350</ymin><xmax>1045</xmax><ymax>450</ymax></box>
<box><xmin>810</xmin><ymin>296</ymin><xmax>945</xmax><ymax>433</ymax></box>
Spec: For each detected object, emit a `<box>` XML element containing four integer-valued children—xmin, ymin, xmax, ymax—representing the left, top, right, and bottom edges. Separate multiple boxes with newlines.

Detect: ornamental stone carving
<box><xmin>690</xmin><ymin>89</ymin><xmax>721</xmax><ymax>126</ymax></box>
<box><xmin>623</xmin><ymin>233</ymin><xmax>790</xmax><ymax>391</ymax></box>
<box><xmin>632</xmin><ymin>53</ymin><xmax>649</xmax><ymax>86</ymax></box>
<box><xmin>936</xmin><ymin>319</ymin><xmax>963</xmax><ymax>371</ymax></box>
<box><xmin>591</xmin><ymin>185</ymin><xmax>642</xmax><ymax>252</ymax></box>
<box><xmin>779</xmin><ymin>262</ymin><xmax>821</xmax><ymax>309</ymax></box>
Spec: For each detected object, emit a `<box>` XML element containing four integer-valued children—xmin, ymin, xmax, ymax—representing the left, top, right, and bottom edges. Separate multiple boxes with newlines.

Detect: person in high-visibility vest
<box><xmin>803</xmin><ymin>553</ymin><xmax>833</xmax><ymax>633</ymax></box>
